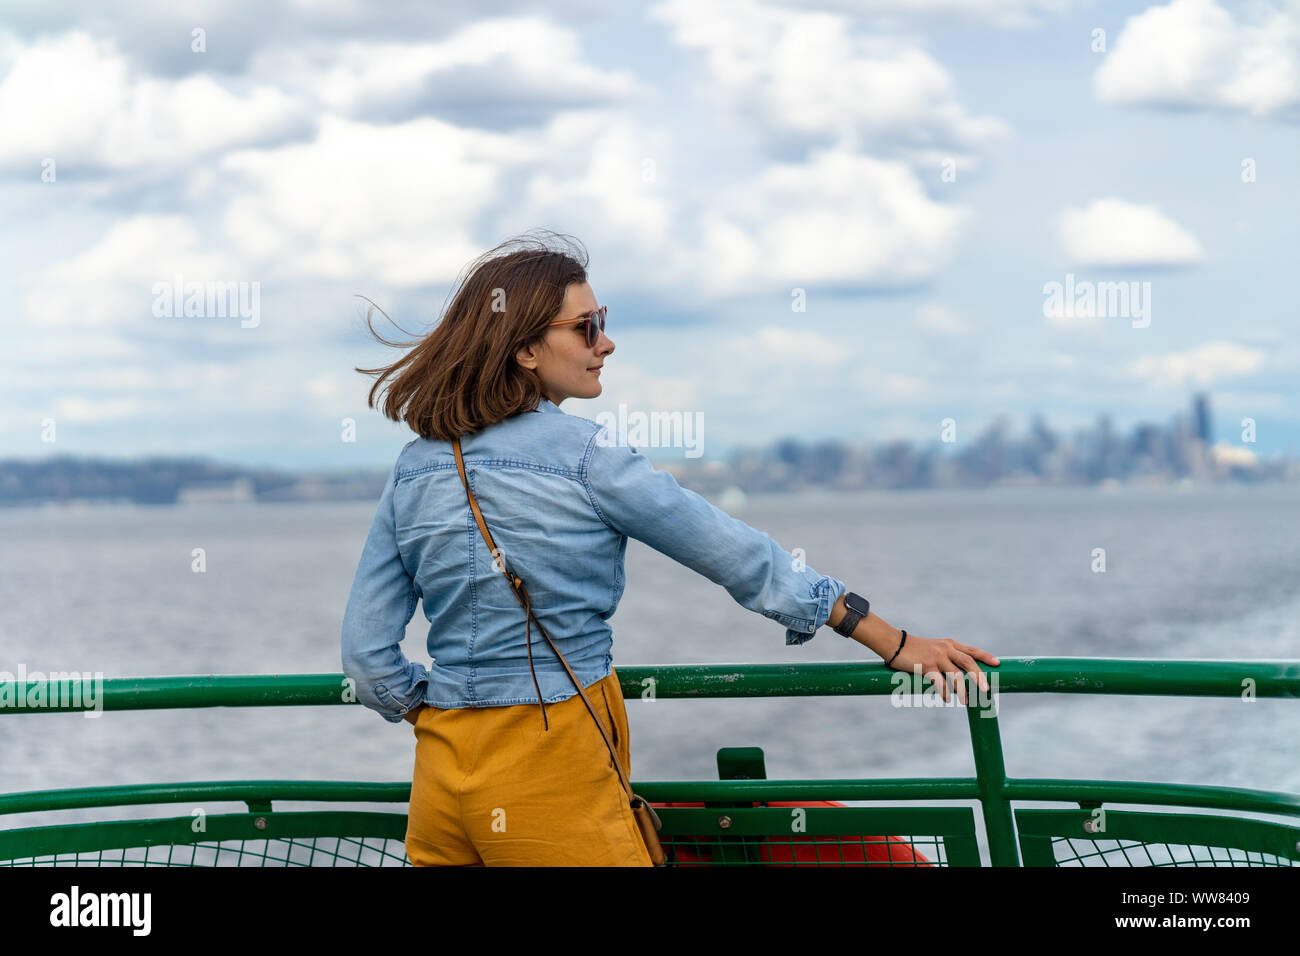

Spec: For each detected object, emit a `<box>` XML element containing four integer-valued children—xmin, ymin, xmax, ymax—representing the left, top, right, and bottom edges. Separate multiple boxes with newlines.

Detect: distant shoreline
<box><xmin>3</xmin><ymin>475</ymin><xmax>1297</xmax><ymax>512</ymax></box>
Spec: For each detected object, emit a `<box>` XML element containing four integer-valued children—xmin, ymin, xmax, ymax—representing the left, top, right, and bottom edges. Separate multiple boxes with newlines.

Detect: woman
<box><xmin>340</xmin><ymin>230</ymin><xmax>1000</xmax><ymax>867</ymax></box>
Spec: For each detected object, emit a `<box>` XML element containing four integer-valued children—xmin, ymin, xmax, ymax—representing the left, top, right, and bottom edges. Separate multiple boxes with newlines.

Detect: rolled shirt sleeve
<box><xmin>340</xmin><ymin>465</ymin><xmax>430</xmax><ymax>722</ymax></box>
<box><xmin>584</xmin><ymin>430</ymin><xmax>848</xmax><ymax>645</ymax></box>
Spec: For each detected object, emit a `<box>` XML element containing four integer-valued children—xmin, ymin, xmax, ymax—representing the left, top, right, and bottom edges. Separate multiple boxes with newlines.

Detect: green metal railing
<box><xmin>1</xmin><ymin>658</ymin><xmax>1298</xmax><ymax>866</ymax></box>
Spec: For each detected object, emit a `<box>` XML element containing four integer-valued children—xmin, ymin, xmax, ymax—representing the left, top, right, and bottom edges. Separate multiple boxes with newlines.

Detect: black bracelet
<box><xmin>884</xmin><ymin>629</ymin><xmax>907</xmax><ymax>667</ymax></box>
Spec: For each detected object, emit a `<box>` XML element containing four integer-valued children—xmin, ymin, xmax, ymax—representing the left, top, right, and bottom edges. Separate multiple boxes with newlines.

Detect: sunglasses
<box><xmin>548</xmin><ymin>305</ymin><xmax>607</xmax><ymax>348</ymax></box>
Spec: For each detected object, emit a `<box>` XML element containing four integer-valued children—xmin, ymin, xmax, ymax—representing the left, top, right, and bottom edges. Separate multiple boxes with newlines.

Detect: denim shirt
<box><xmin>340</xmin><ymin>396</ymin><xmax>848</xmax><ymax>722</ymax></box>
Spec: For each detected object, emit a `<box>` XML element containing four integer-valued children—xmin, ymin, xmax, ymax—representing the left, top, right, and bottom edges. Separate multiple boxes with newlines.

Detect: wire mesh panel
<box><xmin>1</xmin><ymin>836</ymin><xmax>412</xmax><ymax>867</ymax></box>
<box><xmin>1015</xmin><ymin>809</ymin><xmax>1300</xmax><ymax>867</ymax></box>
<box><xmin>0</xmin><ymin>804</ymin><xmax>982</xmax><ymax>867</ymax></box>
<box><xmin>0</xmin><ymin>811</ymin><xmax>413</xmax><ymax>867</ymax></box>
<box><xmin>1035</xmin><ymin>838</ymin><xmax>1297</xmax><ymax>867</ymax></box>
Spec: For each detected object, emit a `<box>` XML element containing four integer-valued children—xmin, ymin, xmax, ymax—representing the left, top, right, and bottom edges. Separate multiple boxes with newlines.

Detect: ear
<box><xmin>515</xmin><ymin>342</ymin><xmax>538</xmax><ymax>370</ymax></box>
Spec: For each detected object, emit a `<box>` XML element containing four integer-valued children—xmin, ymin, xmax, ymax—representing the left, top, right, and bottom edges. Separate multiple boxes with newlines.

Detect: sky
<box><xmin>2</xmin><ymin>0</ymin><xmax>1298</xmax><ymax>471</ymax></box>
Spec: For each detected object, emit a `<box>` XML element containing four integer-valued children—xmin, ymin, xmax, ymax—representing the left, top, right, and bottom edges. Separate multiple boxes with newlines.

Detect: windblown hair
<box><xmin>355</xmin><ymin>229</ymin><xmax>589</xmax><ymax>440</ymax></box>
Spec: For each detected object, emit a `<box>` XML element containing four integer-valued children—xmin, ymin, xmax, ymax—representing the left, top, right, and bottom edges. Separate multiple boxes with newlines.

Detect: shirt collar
<box><xmin>534</xmin><ymin>397</ymin><xmax>563</xmax><ymax>414</ymax></box>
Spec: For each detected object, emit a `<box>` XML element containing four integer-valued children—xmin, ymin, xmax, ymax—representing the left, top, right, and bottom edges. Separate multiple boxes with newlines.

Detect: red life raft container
<box><xmin>649</xmin><ymin>799</ymin><xmax>933</xmax><ymax>866</ymax></box>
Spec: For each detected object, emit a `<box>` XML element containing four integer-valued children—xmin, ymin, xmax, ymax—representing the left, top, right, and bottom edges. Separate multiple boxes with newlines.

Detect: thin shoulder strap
<box><xmin>451</xmin><ymin>436</ymin><xmax>640</xmax><ymax>806</ymax></box>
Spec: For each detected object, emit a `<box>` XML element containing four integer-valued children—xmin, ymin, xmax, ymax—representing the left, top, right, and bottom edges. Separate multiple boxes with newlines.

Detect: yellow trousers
<box><xmin>405</xmin><ymin>665</ymin><xmax>653</xmax><ymax>866</ymax></box>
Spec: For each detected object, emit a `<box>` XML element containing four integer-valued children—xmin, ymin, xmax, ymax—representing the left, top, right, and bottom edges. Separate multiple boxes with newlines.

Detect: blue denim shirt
<box><xmin>340</xmin><ymin>396</ymin><xmax>848</xmax><ymax>722</ymax></box>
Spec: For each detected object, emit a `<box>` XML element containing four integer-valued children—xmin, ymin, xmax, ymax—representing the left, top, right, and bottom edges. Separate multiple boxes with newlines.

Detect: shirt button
<box><xmin>808</xmin><ymin>623</ymin><xmax>814</xmax><ymax>631</ymax></box>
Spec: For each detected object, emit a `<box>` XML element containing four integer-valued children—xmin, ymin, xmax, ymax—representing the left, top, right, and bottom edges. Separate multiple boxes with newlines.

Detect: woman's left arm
<box><xmin>340</xmin><ymin>465</ymin><xmax>429</xmax><ymax>724</ymax></box>
<box><xmin>584</xmin><ymin>430</ymin><xmax>846</xmax><ymax>646</ymax></box>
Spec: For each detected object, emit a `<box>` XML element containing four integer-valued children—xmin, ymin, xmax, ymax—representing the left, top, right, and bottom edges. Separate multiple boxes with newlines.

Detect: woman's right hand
<box><xmin>885</xmin><ymin>632</ymin><xmax>1000</xmax><ymax>704</ymax></box>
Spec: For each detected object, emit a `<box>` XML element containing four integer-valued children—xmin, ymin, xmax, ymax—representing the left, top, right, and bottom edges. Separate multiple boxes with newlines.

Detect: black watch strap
<box><xmin>833</xmin><ymin>592</ymin><xmax>870</xmax><ymax>638</ymax></box>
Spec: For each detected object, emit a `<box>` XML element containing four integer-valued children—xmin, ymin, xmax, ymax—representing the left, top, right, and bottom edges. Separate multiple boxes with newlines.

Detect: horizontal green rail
<box><xmin>2</xmin><ymin>658</ymin><xmax>1298</xmax><ymax>867</ymax></box>
<box><xmin>0</xmin><ymin>781</ymin><xmax>414</xmax><ymax>817</ymax></box>
<box><xmin>4</xmin><ymin>777</ymin><xmax>1298</xmax><ymax>819</ymax></box>
<box><xmin>3</xmin><ymin>659</ymin><xmax>1298</xmax><ymax>714</ymax></box>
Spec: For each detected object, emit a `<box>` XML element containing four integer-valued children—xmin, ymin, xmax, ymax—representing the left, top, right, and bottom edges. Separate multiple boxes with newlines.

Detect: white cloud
<box><xmin>779</xmin><ymin>0</ymin><xmax>1075</xmax><ymax>29</ymax></box>
<box><xmin>1210</xmin><ymin>390</ymin><xmax>1288</xmax><ymax>411</ymax></box>
<box><xmin>696</xmin><ymin>148</ymin><xmax>973</xmax><ymax>294</ymax></box>
<box><xmin>0</xmin><ymin>2</ymin><xmax>600</xmax><ymax>78</ymax></box>
<box><xmin>749</xmin><ymin>326</ymin><xmax>845</xmax><ymax>366</ymax></box>
<box><xmin>1209</xmin><ymin>443</ymin><xmax>1259</xmax><ymax>466</ymax></box>
<box><xmin>648</xmin><ymin>0</ymin><xmax>1010</xmax><ymax>160</ymax></box>
<box><xmin>636</xmin><ymin>0</ymin><xmax>996</xmax><ymax>290</ymax></box>
<box><xmin>2</xmin><ymin>362</ymin><xmax>237</xmax><ymax>393</ymax></box>
<box><xmin>1058</xmin><ymin>198</ymin><xmax>1206</xmax><ymax>266</ymax></box>
<box><xmin>582</xmin><ymin>361</ymin><xmax>699</xmax><ymax>414</ymax></box>
<box><xmin>519</xmin><ymin>112</ymin><xmax>677</xmax><ymax>244</ymax></box>
<box><xmin>25</xmin><ymin>214</ymin><xmax>248</xmax><ymax>327</ymax></box>
<box><xmin>651</xmin><ymin>324</ymin><xmax>851</xmax><ymax>422</ymax></box>
<box><xmin>3</xmin><ymin>330</ymin><xmax>144</xmax><ymax>369</ymax></box>
<box><xmin>0</xmin><ymin>31</ymin><xmax>303</xmax><ymax>171</ymax></box>
<box><xmin>1128</xmin><ymin>341</ymin><xmax>1266</xmax><ymax>388</ymax></box>
<box><xmin>216</xmin><ymin>107</ymin><xmax>681</xmax><ymax>289</ymax></box>
<box><xmin>914</xmin><ymin>303</ymin><xmax>967</xmax><ymax>335</ymax></box>
<box><xmin>1094</xmin><ymin>0</ymin><xmax>1300</xmax><ymax>119</ymax></box>
<box><xmin>851</xmin><ymin>366</ymin><xmax>930</xmax><ymax>399</ymax></box>
<box><xmin>220</xmin><ymin>114</ymin><xmax>531</xmax><ymax>286</ymax></box>
<box><xmin>871</xmin><ymin>412</ymin><xmax>938</xmax><ymax>438</ymax></box>
<box><xmin>304</xmin><ymin>376</ymin><xmax>341</xmax><ymax>399</ymax></box>
<box><xmin>51</xmin><ymin>395</ymin><xmax>145</xmax><ymax>422</ymax></box>
<box><xmin>266</xmin><ymin>17</ymin><xmax>644</xmax><ymax>121</ymax></box>
<box><xmin>2</xmin><ymin>9</ymin><xmax>987</xmax><ymax>307</ymax></box>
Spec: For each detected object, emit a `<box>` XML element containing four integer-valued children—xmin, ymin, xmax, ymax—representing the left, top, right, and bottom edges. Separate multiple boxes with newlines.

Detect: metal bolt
<box><xmin>1082</xmin><ymin>819</ymin><xmax>1100</xmax><ymax>834</ymax></box>
<box><xmin>718</xmin><ymin>815</ymin><xmax>733</xmax><ymax>829</ymax></box>
<box><xmin>254</xmin><ymin>816</ymin><xmax>268</xmax><ymax>830</ymax></box>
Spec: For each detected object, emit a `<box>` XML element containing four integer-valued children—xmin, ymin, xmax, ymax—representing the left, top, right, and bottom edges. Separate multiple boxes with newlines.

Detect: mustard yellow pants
<box><xmin>405</xmin><ymin>666</ymin><xmax>653</xmax><ymax>866</ymax></box>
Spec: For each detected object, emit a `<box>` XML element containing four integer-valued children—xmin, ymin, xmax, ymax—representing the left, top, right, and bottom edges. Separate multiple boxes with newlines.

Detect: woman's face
<box><xmin>515</xmin><ymin>281</ymin><xmax>614</xmax><ymax>406</ymax></box>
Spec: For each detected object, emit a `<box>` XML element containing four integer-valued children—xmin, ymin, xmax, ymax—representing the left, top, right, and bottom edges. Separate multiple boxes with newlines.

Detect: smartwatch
<box><xmin>833</xmin><ymin>591</ymin><xmax>871</xmax><ymax>638</ymax></box>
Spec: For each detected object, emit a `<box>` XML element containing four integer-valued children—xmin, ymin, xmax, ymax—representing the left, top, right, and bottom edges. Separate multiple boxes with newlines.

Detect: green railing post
<box><xmin>966</xmin><ymin>695</ymin><xmax>1020</xmax><ymax>866</ymax></box>
<box><xmin>712</xmin><ymin>747</ymin><xmax>767</xmax><ymax>865</ymax></box>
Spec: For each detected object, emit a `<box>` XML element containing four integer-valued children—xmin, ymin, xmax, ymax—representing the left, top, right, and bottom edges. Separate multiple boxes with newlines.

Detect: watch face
<box><xmin>845</xmin><ymin>592</ymin><xmax>870</xmax><ymax>616</ymax></box>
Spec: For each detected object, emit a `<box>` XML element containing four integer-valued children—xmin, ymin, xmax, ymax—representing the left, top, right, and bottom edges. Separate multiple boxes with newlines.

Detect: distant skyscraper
<box><xmin>1193</xmin><ymin>393</ymin><xmax>1212</xmax><ymax>444</ymax></box>
<box><xmin>1134</xmin><ymin>423</ymin><xmax>1161</xmax><ymax>459</ymax></box>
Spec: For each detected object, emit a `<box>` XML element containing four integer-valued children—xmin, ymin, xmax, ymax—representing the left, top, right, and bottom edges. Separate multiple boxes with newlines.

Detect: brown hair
<box><xmin>355</xmin><ymin>229</ymin><xmax>589</xmax><ymax>440</ymax></box>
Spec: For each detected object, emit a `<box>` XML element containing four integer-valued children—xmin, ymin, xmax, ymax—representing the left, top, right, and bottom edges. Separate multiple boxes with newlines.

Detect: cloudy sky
<box><xmin>2</xmin><ymin>0</ymin><xmax>1298</xmax><ymax>470</ymax></box>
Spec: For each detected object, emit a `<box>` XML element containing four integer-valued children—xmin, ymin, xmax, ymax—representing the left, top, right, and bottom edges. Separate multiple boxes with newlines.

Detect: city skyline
<box><xmin>3</xmin><ymin>390</ymin><xmax>1292</xmax><ymax>508</ymax></box>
